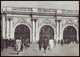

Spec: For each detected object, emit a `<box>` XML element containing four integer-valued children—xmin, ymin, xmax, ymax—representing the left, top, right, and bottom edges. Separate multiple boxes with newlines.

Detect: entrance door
<box><xmin>14</xmin><ymin>24</ymin><xmax>30</xmax><ymax>43</ymax></box>
<box><xmin>63</xmin><ymin>26</ymin><xmax>77</xmax><ymax>43</ymax></box>
<box><xmin>40</xmin><ymin>25</ymin><xmax>54</xmax><ymax>43</ymax></box>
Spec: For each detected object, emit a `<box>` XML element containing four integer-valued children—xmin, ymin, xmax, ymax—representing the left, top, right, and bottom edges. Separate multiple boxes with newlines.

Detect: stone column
<box><xmin>7</xmin><ymin>18</ymin><xmax>11</xmax><ymax>39</ymax></box>
<box><xmin>55</xmin><ymin>20</ymin><xmax>57</xmax><ymax>43</ymax></box>
<box><xmin>77</xmin><ymin>17</ymin><xmax>79</xmax><ymax>43</ymax></box>
<box><xmin>35</xmin><ymin>19</ymin><xmax>39</xmax><ymax>42</ymax></box>
<box><xmin>60</xmin><ymin>21</ymin><xmax>62</xmax><ymax>40</ymax></box>
<box><xmin>59</xmin><ymin>20</ymin><xmax>62</xmax><ymax>42</ymax></box>
<box><xmin>57</xmin><ymin>20</ymin><xmax>59</xmax><ymax>43</ymax></box>
<box><xmin>2</xmin><ymin>14</ymin><xmax>6</xmax><ymax>39</ymax></box>
<box><xmin>7</xmin><ymin>18</ymin><xmax>9</xmax><ymax>39</ymax></box>
<box><xmin>10</xmin><ymin>19</ymin><xmax>13</xmax><ymax>39</ymax></box>
<box><xmin>32</xmin><ymin>19</ymin><xmax>36</xmax><ymax>43</ymax></box>
<box><xmin>57</xmin><ymin>20</ymin><xmax>62</xmax><ymax>43</ymax></box>
<box><xmin>5</xmin><ymin>17</ymin><xmax>7</xmax><ymax>39</ymax></box>
<box><xmin>77</xmin><ymin>28</ymin><xmax>79</xmax><ymax>43</ymax></box>
<box><xmin>30</xmin><ymin>13</ymin><xmax>33</xmax><ymax>43</ymax></box>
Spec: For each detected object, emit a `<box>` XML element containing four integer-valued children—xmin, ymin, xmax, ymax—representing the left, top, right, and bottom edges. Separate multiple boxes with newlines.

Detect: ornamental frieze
<box><xmin>17</xmin><ymin>18</ymin><xmax>27</xmax><ymax>23</ymax></box>
<box><xmin>38</xmin><ymin>18</ymin><xmax>56</xmax><ymax>28</ymax></box>
<box><xmin>13</xmin><ymin>17</ymin><xmax>31</xmax><ymax>27</ymax></box>
<box><xmin>62</xmin><ymin>19</ymin><xmax>78</xmax><ymax>29</ymax></box>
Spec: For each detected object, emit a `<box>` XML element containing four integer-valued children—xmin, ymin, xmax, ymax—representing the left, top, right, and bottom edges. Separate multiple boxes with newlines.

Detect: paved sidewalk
<box><xmin>1</xmin><ymin>43</ymin><xmax>79</xmax><ymax>56</ymax></box>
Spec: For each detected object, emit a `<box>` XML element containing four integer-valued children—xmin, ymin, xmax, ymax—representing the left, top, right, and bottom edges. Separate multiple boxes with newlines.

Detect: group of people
<box><xmin>1</xmin><ymin>37</ymin><xmax>29</xmax><ymax>52</ymax></box>
<box><xmin>15</xmin><ymin>37</ymin><xmax>29</xmax><ymax>52</ymax></box>
<box><xmin>1</xmin><ymin>38</ymin><xmax>15</xmax><ymax>51</ymax></box>
<box><xmin>1</xmin><ymin>36</ymin><xmax>55</xmax><ymax>53</ymax></box>
<box><xmin>38</xmin><ymin>36</ymin><xmax>56</xmax><ymax>53</ymax></box>
<box><xmin>2</xmin><ymin>36</ymin><xmax>76</xmax><ymax>53</ymax></box>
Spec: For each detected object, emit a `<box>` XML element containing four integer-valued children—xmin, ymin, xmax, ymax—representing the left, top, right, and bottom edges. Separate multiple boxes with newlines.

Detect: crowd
<box><xmin>1</xmin><ymin>36</ymin><xmax>78</xmax><ymax>53</ymax></box>
<box><xmin>1</xmin><ymin>37</ymin><xmax>30</xmax><ymax>53</ymax></box>
<box><xmin>38</xmin><ymin>36</ymin><xmax>56</xmax><ymax>53</ymax></box>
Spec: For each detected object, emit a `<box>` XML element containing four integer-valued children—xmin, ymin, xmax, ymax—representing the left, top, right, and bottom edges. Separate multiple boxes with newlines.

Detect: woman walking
<box><xmin>49</xmin><ymin>38</ymin><xmax>54</xmax><ymax>51</ymax></box>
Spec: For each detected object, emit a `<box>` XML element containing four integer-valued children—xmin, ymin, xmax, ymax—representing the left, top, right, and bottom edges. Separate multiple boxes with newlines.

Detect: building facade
<box><xmin>1</xmin><ymin>7</ymin><xmax>79</xmax><ymax>43</ymax></box>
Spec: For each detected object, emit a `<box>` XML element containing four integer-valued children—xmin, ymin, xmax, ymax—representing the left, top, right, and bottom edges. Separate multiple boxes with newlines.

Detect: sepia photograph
<box><xmin>1</xmin><ymin>1</ymin><xmax>79</xmax><ymax>56</ymax></box>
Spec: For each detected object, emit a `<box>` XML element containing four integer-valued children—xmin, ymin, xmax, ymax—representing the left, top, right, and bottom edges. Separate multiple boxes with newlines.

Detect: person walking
<box><xmin>49</xmin><ymin>38</ymin><xmax>54</xmax><ymax>51</ymax></box>
<box><xmin>61</xmin><ymin>39</ymin><xmax>63</xmax><ymax>46</ymax></box>
<box><xmin>16</xmin><ymin>37</ymin><xmax>22</xmax><ymax>52</ymax></box>
<box><xmin>38</xmin><ymin>39</ymin><xmax>43</xmax><ymax>51</ymax></box>
<box><xmin>54</xmin><ymin>39</ymin><xmax>56</xmax><ymax>47</ymax></box>
<box><xmin>24</xmin><ymin>38</ymin><xmax>29</xmax><ymax>49</ymax></box>
<box><xmin>43</xmin><ymin>36</ymin><xmax>48</xmax><ymax>53</ymax></box>
<box><xmin>1</xmin><ymin>37</ymin><xmax>4</xmax><ymax>51</ymax></box>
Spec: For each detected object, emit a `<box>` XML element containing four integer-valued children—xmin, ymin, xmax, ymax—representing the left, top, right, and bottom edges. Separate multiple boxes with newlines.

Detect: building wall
<box><xmin>1</xmin><ymin>7</ymin><xmax>79</xmax><ymax>43</ymax></box>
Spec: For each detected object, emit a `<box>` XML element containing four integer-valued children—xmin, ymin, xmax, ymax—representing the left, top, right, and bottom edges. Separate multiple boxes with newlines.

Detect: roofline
<box><xmin>1</xmin><ymin>6</ymin><xmax>79</xmax><ymax>11</ymax></box>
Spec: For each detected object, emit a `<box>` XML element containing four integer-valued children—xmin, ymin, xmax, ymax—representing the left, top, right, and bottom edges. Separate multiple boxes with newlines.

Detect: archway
<box><xmin>14</xmin><ymin>24</ymin><xmax>30</xmax><ymax>43</ymax></box>
<box><xmin>63</xmin><ymin>26</ymin><xmax>77</xmax><ymax>44</ymax></box>
<box><xmin>39</xmin><ymin>25</ymin><xmax>54</xmax><ymax>43</ymax></box>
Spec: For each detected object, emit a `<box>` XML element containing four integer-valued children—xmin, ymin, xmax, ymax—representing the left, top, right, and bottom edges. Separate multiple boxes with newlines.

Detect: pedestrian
<box><xmin>20</xmin><ymin>37</ymin><xmax>24</xmax><ymax>51</ymax></box>
<box><xmin>16</xmin><ymin>37</ymin><xmax>22</xmax><ymax>52</ymax></box>
<box><xmin>49</xmin><ymin>38</ymin><xmax>54</xmax><ymax>51</ymax></box>
<box><xmin>43</xmin><ymin>36</ymin><xmax>48</xmax><ymax>53</ymax></box>
<box><xmin>1</xmin><ymin>37</ymin><xmax>4</xmax><ymax>51</ymax></box>
<box><xmin>5</xmin><ymin>39</ymin><xmax>8</xmax><ymax>48</ymax></box>
<box><xmin>24</xmin><ymin>38</ymin><xmax>29</xmax><ymax>49</ymax></box>
<box><xmin>54</xmin><ymin>39</ymin><xmax>56</xmax><ymax>47</ymax></box>
<box><xmin>38</xmin><ymin>39</ymin><xmax>43</xmax><ymax>51</ymax></box>
<box><xmin>61</xmin><ymin>39</ymin><xmax>63</xmax><ymax>46</ymax></box>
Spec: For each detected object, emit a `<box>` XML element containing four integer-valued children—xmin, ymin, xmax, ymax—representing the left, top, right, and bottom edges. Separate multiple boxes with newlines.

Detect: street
<box><xmin>1</xmin><ymin>43</ymin><xmax>79</xmax><ymax>56</ymax></box>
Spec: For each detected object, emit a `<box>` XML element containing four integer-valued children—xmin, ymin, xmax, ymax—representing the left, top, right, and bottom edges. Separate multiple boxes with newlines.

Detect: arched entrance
<box><xmin>14</xmin><ymin>24</ymin><xmax>30</xmax><ymax>43</ymax></box>
<box><xmin>63</xmin><ymin>26</ymin><xmax>77</xmax><ymax>44</ymax></box>
<box><xmin>39</xmin><ymin>25</ymin><xmax>54</xmax><ymax>43</ymax></box>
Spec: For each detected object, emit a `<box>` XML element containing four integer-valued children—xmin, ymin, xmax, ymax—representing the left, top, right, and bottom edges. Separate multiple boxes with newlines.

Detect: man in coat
<box><xmin>38</xmin><ymin>39</ymin><xmax>43</xmax><ymax>51</ymax></box>
<box><xmin>43</xmin><ymin>36</ymin><xmax>48</xmax><ymax>53</ymax></box>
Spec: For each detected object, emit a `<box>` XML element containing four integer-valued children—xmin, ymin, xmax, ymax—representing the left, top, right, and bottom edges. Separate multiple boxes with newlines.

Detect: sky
<box><xmin>1</xmin><ymin>1</ymin><xmax>79</xmax><ymax>10</ymax></box>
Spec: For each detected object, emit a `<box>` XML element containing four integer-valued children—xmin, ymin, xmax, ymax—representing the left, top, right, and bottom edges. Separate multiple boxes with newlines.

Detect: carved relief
<box><xmin>62</xmin><ymin>19</ymin><xmax>73</xmax><ymax>28</ymax></box>
<box><xmin>13</xmin><ymin>18</ymin><xmax>18</xmax><ymax>27</ymax></box>
<box><xmin>62</xmin><ymin>19</ymin><xmax>78</xmax><ymax>29</ymax></box>
<box><xmin>13</xmin><ymin>17</ymin><xmax>31</xmax><ymax>28</ymax></box>
<box><xmin>73</xmin><ymin>19</ymin><xmax>79</xmax><ymax>28</ymax></box>
<box><xmin>38</xmin><ymin>19</ymin><xmax>43</xmax><ymax>27</ymax></box>
<box><xmin>17</xmin><ymin>18</ymin><xmax>27</xmax><ymax>23</ymax></box>
<box><xmin>38</xmin><ymin>18</ymin><xmax>56</xmax><ymax>28</ymax></box>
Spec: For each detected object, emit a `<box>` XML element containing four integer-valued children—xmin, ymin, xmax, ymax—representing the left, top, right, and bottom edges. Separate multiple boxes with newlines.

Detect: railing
<box><xmin>38</xmin><ymin>8</ymin><xmax>56</xmax><ymax>13</ymax></box>
<box><xmin>2</xmin><ymin>7</ymin><xmax>79</xmax><ymax>15</ymax></box>
<box><xmin>6</xmin><ymin>7</ymin><xmax>32</xmax><ymax>12</ymax></box>
<box><xmin>61</xmin><ymin>9</ymin><xmax>79</xmax><ymax>14</ymax></box>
